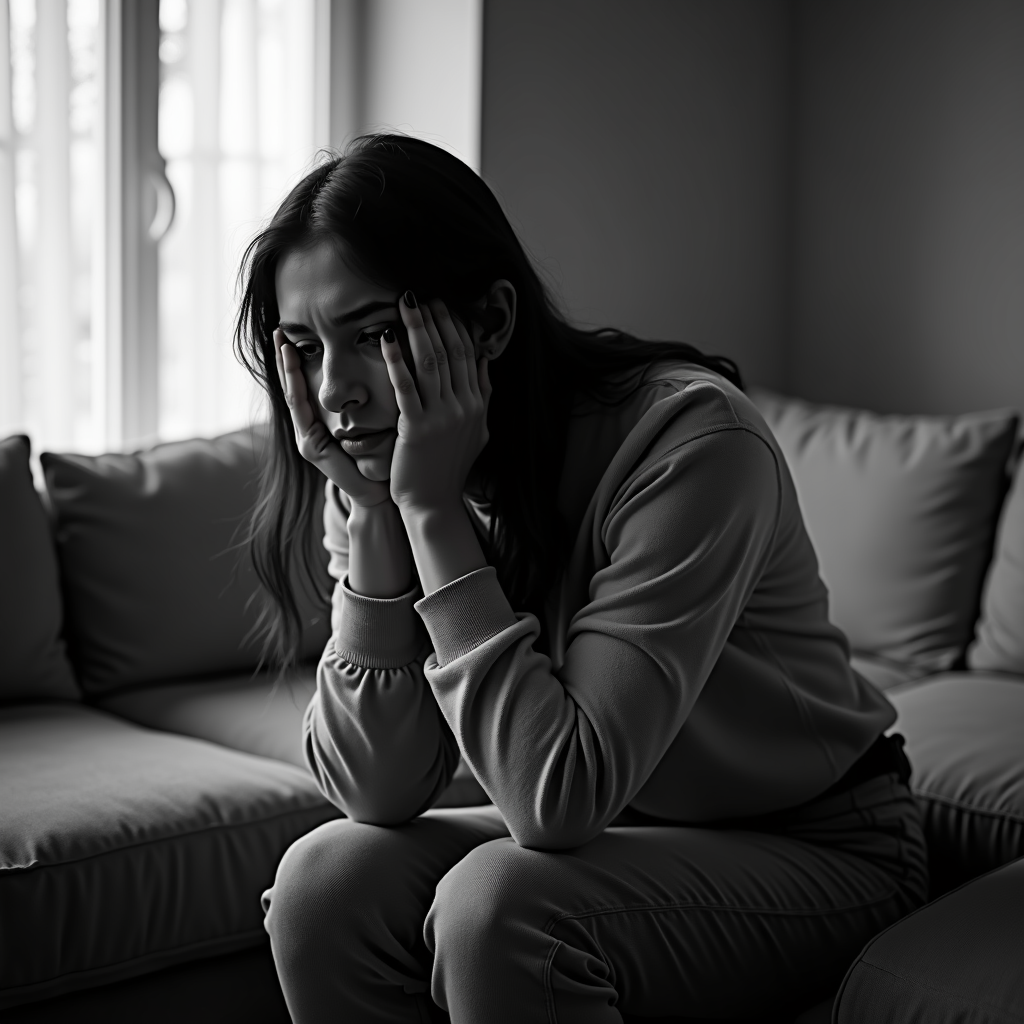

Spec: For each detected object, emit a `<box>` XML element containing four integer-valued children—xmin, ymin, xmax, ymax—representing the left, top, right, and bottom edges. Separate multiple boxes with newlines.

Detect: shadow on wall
<box><xmin>481</xmin><ymin>0</ymin><xmax>1024</xmax><ymax>417</ymax></box>
<box><xmin>480</xmin><ymin>0</ymin><xmax>794</xmax><ymax>394</ymax></box>
<box><xmin>790</xmin><ymin>0</ymin><xmax>1024</xmax><ymax>417</ymax></box>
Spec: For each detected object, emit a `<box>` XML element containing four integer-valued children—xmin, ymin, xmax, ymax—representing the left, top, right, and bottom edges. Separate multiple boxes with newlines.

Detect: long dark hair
<box><xmin>234</xmin><ymin>134</ymin><xmax>742</xmax><ymax>670</ymax></box>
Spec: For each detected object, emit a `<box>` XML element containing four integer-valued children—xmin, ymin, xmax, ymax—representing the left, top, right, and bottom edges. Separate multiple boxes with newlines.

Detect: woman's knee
<box><xmin>263</xmin><ymin>817</ymin><xmax>410</xmax><ymax>953</ymax></box>
<box><xmin>426</xmin><ymin>837</ymin><xmax>554</xmax><ymax>960</ymax></box>
<box><xmin>427</xmin><ymin>840</ymin><xmax>611</xmax><ymax>1019</ymax></box>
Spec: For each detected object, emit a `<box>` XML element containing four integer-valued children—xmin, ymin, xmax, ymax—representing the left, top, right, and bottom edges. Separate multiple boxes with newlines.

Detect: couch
<box><xmin>1</xmin><ymin>390</ymin><xmax>1022</xmax><ymax>1023</ymax></box>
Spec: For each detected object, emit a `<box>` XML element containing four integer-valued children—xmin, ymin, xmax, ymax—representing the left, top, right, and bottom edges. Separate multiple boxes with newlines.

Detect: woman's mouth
<box><xmin>340</xmin><ymin>429</ymin><xmax>394</xmax><ymax>454</ymax></box>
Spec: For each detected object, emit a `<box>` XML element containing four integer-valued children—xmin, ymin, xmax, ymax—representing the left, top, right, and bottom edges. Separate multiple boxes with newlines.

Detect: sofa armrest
<box><xmin>834</xmin><ymin>855</ymin><xmax>1024</xmax><ymax>1023</ymax></box>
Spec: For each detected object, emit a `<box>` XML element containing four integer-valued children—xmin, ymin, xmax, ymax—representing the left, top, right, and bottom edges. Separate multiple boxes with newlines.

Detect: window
<box><xmin>0</xmin><ymin>0</ymin><xmax>482</xmax><ymax>458</ymax></box>
<box><xmin>157</xmin><ymin>0</ymin><xmax>327</xmax><ymax>442</ymax></box>
<box><xmin>3</xmin><ymin>0</ymin><xmax>102</xmax><ymax>455</ymax></box>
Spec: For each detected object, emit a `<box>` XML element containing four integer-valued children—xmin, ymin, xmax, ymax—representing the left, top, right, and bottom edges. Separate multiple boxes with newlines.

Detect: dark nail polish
<box><xmin>404</xmin><ymin>290</ymin><xmax>417</xmax><ymax>309</ymax></box>
<box><xmin>382</xmin><ymin>328</ymin><xmax>397</xmax><ymax>345</ymax></box>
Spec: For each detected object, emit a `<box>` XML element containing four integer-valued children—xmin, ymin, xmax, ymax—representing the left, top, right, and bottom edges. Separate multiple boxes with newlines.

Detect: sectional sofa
<box><xmin>1</xmin><ymin>389</ymin><xmax>1022</xmax><ymax>1023</ymax></box>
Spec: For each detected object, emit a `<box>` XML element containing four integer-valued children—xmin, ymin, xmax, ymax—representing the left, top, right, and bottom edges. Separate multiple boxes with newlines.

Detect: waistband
<box><xmin>819</xmin><ymin>731</ymin><xmax>912</xmax><ymax>801</ymax></box>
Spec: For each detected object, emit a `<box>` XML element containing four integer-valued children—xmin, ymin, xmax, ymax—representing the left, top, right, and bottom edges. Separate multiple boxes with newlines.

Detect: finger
<box><xmin>277</xmin><ymin>334</ymin><xmax>318</xmax><ymax>435</ymax></box>
<box><xmin>459</xmin><ymin>318</ymin><xmax>484</xmax><ymax>400</ymax></box>
<box><xmin>432</xmin><ymin>302</ymin><xmax>472</xmax><ymax>398</ymax></box>
<box><xmin>447</xmin><ymin>315</ymin><xmax>477</xmax><ymax>399</ymax></box>
<box><xmin>382</xmin><ymin>309</ymin><xmax>424</xmax><ymax>416</ymax></box>
<box><xmin>273</xmin><ymin>328</ymin><xmax>286</xmax><ymax>389</ymax></box>
<box><xmin>421</xmin><ymin>299</ymin><xmax>454</xmax><ymax>399</ymax></box>
<box><xmin>398</xmin><ymin>290</ymin><xmax>439</xmax><ymax>405</ymax></box>
<box><xmin>479</xmin><ymin>354</ymin><xmax>492</xmax><ymax>404</ymax></box>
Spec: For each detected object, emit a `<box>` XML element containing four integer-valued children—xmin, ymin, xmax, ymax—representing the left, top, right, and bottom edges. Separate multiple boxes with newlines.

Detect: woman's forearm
<box><xmin>347</xmin><ymin>499</ymin><xmax>415</xmax><ymax>597</ymax></box>
<box><xmin>307</xmin><ymin>494</ymin><xmax>459</xmax><ymax>823</ymax></box>
<box><xmin>401</xmin><ymin>502</ymin><xmax>488</xmax><ymax>597</ymax></box>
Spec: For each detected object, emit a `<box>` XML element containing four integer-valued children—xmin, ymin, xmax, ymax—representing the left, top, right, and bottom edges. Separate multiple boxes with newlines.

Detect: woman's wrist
<box><xmin>347</xmin><ymin>498</ymin><xmax>416</xmax><ymax>598</ymax></box>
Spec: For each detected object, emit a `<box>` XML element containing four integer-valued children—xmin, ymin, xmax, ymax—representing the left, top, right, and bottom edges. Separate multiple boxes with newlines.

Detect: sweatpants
<box><xmin>261</xmin><ymin>772</ymin><xmax>928</xmax><ymax>1023</ymax></box>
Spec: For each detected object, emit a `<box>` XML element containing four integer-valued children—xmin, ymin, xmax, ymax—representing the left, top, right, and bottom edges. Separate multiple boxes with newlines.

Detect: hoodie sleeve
<box><xmin>302</xmin><ymin>481</ymin><xmax>461</xmax><ymax>823</ymax></box>
<box><xmin>413</xmin><ymin>422</ymin><xmax>782</xmax><ymax>849</ymax></box>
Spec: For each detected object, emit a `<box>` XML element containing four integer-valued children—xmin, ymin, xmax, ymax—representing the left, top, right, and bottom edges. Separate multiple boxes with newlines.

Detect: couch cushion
<box><xmin>890</xmin><ymin>672</ymin><xmax>1024</xmax><ymax>897</ymax></box>
<box><xmin>0</xmin><ymin>435</ymin><xmax>79</xmax><ymax>703</ymax></box>
<box><xmin>850</xmin><ymin>653</ymin><xmax>915</xmax><ymax>693</ymax></box>
<box><xmin>97</xmin><ymin>669</ymin><xmax>320</xmax><ymax>770</ymax></box>
<box><xmin>41</xmin><ymin>425</ymin><xmax>332</xmax><ymax>696</ymax></box>
<box><xmin>834</xmin><ymin>855</ymin><xmax>1024</xmax><ymax>1024</ymax></box>
<box><xmin>97</xmin><ymin>668</ymin><xmax>491</xmax><ymax>807</ymax></box>
<box><xmin>0</xmin><ymin>703</ymin><xmax>338</xmax><ymax>1010</ymax></box>
<box><xmin>751</xmin><ymin>391</ymin><xmax>1019</xmax><ymax>677</ymax></box>
<box><xmin>969</xmin><ymin>445</ymin><xmax>1024</xmax><ymax>674</ymax></box>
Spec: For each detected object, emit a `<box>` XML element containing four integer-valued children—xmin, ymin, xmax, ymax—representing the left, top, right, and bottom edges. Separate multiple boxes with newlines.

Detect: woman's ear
<box><xmin>467</xmin><ymin>279</ymin><xmax>516</xmax><ymax>360</ymax></box>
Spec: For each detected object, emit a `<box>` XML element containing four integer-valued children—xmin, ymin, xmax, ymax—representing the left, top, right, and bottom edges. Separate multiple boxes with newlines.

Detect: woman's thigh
<box><xmin>262</xmin><ymin>804</ymin><xmax>507</xmax><ymax>1024</ymax></box>
<box><xmin>426</xmin><ymin>778</ymin><xmax>927</xmax><ymax>1023</ymax></box>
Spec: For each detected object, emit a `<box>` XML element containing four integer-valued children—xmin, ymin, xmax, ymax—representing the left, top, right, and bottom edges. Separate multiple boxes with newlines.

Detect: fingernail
<box><xmin>403</xmin><ymin>290</ymin><xmax>417</xmax><ymax>309</ymax></box>
<box><xmin>382</xmin><ymin>327</ymin><xmax>397</xmax><ymax>345</ymax></box>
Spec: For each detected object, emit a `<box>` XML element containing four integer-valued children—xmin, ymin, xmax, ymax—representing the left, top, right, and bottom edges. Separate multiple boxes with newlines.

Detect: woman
<box><xmin>237</xmin><ymin>134</ymin><xmax>927</xmax><ymax>1023</ymax></box>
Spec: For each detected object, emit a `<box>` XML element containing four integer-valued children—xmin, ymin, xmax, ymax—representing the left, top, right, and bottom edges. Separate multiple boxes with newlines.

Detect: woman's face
<box><xmin>274</xmin><ymin>241</ymin><xmax>415</xmax><ymax>482</ymax></box>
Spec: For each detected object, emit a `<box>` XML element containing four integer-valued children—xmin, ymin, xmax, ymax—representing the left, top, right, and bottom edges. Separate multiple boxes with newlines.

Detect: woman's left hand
<box><xmin>383</xmin><ymin>292</ymin><xmax>493</xmax><ymax>515</ymax></box>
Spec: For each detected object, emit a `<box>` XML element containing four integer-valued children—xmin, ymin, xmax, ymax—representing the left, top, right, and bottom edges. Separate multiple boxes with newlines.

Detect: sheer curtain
<box><xmin>157</xmin><ymin>0</ymin><xmax>326</xmax><ymax>443</ymax></box>
<box><xmin>0</xmin><ymin>0</ymin><xmax>482</xmax><ymax>458</ymax></box>
<box><xmin>1</xmin><ymin>0</ymin><xmax>103</xmax><ymax>456</ymax></box>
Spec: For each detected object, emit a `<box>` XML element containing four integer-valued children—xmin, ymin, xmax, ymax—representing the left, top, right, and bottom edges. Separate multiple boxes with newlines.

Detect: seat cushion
<box><xmin>890</xmin><ymin>672</ymin><xmax>1024</xmax><ymax>896</ymax></box>
<box><xmin>97</xmin><ymin>668</ymin><xmax>491</xmax><ymax>808</ymax></box>
<box><xmin>850</xmin><ymin>653</ymin><xmax>915</xmax><ymax>693</ymax></box>
<box><xmin>0</xmin><ymin>435</ymin><xmax>79</xmax><ymax>702</ymax></box>
<box><xmin>751</xmin><ymin>391</ymin><xmax>1019</xmax><ymax>677</ymax></box>
<box><xmin>834</xmin><ymin>855</ymin><xmax>1024</xmax><ymax>1023</ymax></box>
<box><xmin>41</xmin><ymin>425</ymin><xmax>332</xmax><ymax>696</ymax></box>
<box><xmin>0</xmin><ymin>703</ymin><xmax>338</xmax><ymax>1010</ymax></box>
<box><xmin>97</xmin><ymin>669</ymin><xmax>321</xmax><ymax>771</ymax></box>
<box><xmin>969</xmin><ymin>444</ymin><xmax>1024</xmax><ymax>674</ymax></box>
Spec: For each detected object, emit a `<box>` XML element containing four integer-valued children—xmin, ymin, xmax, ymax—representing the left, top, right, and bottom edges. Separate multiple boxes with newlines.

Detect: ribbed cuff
<box><xmin>414</xmin><ymin>566</ymin><xmax>517</xmax><ymax>668</ymax></box>
<box><xmin>334</xmin><ymin>575</ymin><xmax>429</xmax><ymax>669</ymax></box>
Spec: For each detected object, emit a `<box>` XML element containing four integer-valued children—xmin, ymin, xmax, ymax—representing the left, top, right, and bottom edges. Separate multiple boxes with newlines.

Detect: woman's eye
<box><xmin>295</xmin><ymin>344</ymin><xmax>322</xmax><ymax>361</ymax></box>
<box><xmin>358</xmin><ymin>329</ymin><xmax>387</xmax><ymax>347</ymax></box>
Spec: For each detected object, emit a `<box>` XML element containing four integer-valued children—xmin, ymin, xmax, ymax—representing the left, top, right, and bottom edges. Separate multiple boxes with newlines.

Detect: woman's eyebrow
<box><xmin>331</xmin><ymin>300</ymin><xmax>398</xmax><ymax>325</ymax></box>
<box><xmin>277</xmin><ymin>300</ymin><xmax>397</xmax><ymax>336</ymax></box>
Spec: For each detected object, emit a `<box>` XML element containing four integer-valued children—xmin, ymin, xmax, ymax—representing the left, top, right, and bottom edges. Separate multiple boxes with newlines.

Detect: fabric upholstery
<box><xmin>0</xmin><ymin>435</ymin><xmax>79</xmax><ymax>702</ymax></box>
<box><xmin>41</xmin><ymin>424</ymin><xmax>332</xmax><ymax>695</ymax></box>
<box><xmin>751</xmin><ymin>390</ymin><xmax>1019</xmax><ymax>677</ymax></box>
<box><xmin>850</xmin><ymin>653</ymin><xmax>915</xmax><ymax>693</ymax></box>
<box><xmin>890</xmin><ymin>672</ymin><xmax>1024</xmax><ymax>896</ymax></box>
<box><xmin>969</xmin><ymin>446</ymin><xmax>1024</xmax><ymax>674</ymax></box>
<box><xmin>98</xmin><ymin>667</ymin><xmax>489</xmax><ymax>807</ymax></box>
<box><xmin>834</xmin><ymin>855</ymin><xmax>1024</xmax><ymax>1023</ymax></box>
<box><xmin>98</xmin><ymin>669</ymin><xmax>320</xmax><ymax>770</ymax></box>
<box><xmin>0</xmin><ymin>702</ymin><xmax>338</xmax><ymax>1010</ymax></box>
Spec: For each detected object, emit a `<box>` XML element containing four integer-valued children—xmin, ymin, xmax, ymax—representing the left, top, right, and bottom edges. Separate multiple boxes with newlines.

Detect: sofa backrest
<box><xmin>968</xmin><ymin>437</ymin><xmax>1024</xmax><ymax>676</ymax></box>
<box><xmin>41</xmin><ymin>423</ymin><xmax>332</xmax><ymax>697</ymax></box>
<box><xmin>750</xmin><ymin>390</ymin><xmax>1020</xmax><ymax>679</ymax></box>
<box><xmin>0</xmin><ymin>434</ymin><xmax>80</xmax><ymax>703</ymax></box>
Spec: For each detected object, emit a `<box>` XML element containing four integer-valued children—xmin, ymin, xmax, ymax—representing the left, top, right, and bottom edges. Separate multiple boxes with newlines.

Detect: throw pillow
<box><xmin>968</xmin><ymin>442</ymin><xmax>1024</xmax><ymax>673</ymax></box>
<box><xmin>0</xmin><ymin>435</ymin><xmax>80</xmax><ymax>702</ymax></box>
<box><xmin>751</xmin><ymin>390</ymin><xmax>1018</xmax><ymax>677</ymax></box>
<box><xmin>42</xmin><ymin>424</ymin><xmax>331</xmax><ymax>696</ymax></box>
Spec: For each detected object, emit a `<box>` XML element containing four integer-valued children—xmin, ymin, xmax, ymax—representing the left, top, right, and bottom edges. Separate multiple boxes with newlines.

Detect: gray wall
<box><xmin>480</xmin><ymin>0</ymin><xmax>794</xmax><ymax>391</ymax></box>
<box><xmin>790</xmin><ymin>0</ymin><xmax>1024</xmax><ymax>415</ymax></box>
<box><xmin>481</xmin><ymin>0</ymin><xmax>1024</xmax><ymax>415</ymax></box>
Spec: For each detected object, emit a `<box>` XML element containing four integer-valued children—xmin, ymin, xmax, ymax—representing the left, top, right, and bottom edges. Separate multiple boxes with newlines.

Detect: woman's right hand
<box><xmin>274</xmin><ymin>329</ymin><xmax>393</xmax><ymax>508</ymax></box>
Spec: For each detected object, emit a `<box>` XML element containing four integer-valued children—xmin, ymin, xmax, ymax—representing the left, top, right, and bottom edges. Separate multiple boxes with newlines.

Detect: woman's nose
<box><xmin>319</xmin><ymin>378</ymin><xmax>362</xmax><ymax>414</ymax></box>
<box><xmin>318</xmin><ymin>357</ymin><xmax>364</xmax><ymax>413</ymax></box>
